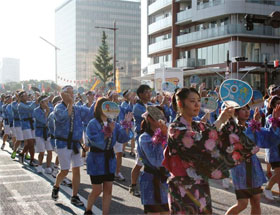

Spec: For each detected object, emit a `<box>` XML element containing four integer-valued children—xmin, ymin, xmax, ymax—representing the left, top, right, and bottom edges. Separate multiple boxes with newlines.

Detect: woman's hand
<box><xmin>272</xmin><ymin>104</ymin><xmax>280</xmax><ymax>119</ymax></box>
<box><xmin>158</xmin><ymin>120</ymin><xmax>168</xmax><ymax>136</ymax></box>
<box><xmin>108</xmin><ymin>121</ymin><xmax>115</xmax><ymax>132</ymax></box>
<box><xmin>218</xmin><ymin>106</ymin><xmax>234</xmax><ymax>124</ymax></box>
<box><xmin>253</xmin><ymin>107</ymin><xmax>261</xmax><ymax>121</ymax></box>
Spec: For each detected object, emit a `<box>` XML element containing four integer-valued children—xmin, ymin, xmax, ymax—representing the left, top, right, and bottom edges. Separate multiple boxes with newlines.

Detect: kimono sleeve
<box><xmin>79</xmin><ymin>106</ymin><xmax>90</xmax><ymax>123</ymax></box>
<box><xmin>86</xmin><ymin>119</ymin><xmax>106</xmax><ymax>149</ymax></box>
<box><xmin>245</xmin><ymin>126</ymin><xmax>280</xmax><ymax>148</ymax></box>
<box><xmin>19</xmin><ymin>102</ymin><xmax>37</xmax><ymax>112</ymax></box>
<box><xmin>139</xmin><ymin>134</ymin><xmax>164</xmax><ymax>168</ymax></box>
<box><xmin>115</xmin><ymin>122</ymin><xmax>130</xmax><ymax>143</ymax></box>
<box><xmin>33</xmin><ymin>108</ymin><xmax>47</xmax><ymax>125</ymax></box>
<box><xmin>54</xmin><ymin>105</ymin><xmax>69</xmax><ymax>123</ymax></box>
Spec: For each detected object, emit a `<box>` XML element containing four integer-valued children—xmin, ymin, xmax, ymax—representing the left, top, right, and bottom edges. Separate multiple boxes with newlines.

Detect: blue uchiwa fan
<box><xmin>249</xmin><ymin>90</ymin><xmax>264</xmax><ymax>109</ymax></box>
<box><xmin>219</xmin><ymin>79</ymin><xmax>253</xmax><ymax>108</ymax></box>
<box><xmin>102</xmin><ymin>101</ymin><xmax>120</xmax><ymax>120</ymax></box>
<box><xmin>200</xmin><ymin>97</ymin><xmax>218</xmax><ymax>113</ymax></box>
<box><xmin>162</xmin><ymin>82</ymin><xmax>176</xmax><ymax>93</ymax></box>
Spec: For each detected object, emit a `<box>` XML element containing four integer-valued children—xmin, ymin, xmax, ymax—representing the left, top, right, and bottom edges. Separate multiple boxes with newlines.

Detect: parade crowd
<box><xmin>1</xmin><ymin>82</ymin><xmax>280</xmax><ymax>215</ymax></box>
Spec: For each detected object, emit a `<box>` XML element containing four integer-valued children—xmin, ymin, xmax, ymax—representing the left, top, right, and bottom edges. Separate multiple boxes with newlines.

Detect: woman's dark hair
<box><xmin>171</xmin><ymin>87</ymin><xmax>200</xmax><ymax>112</ymax></box>
<box><xmin>94</xmin><ymin>97</ymin><xmax>109</xmax><ymax>123</ymax></box>
<box><xmin>266</xmin><ymin>96</ymin><xmax>280</xmax><ymax>116</ymax></box>
<box><xmin>136</xmin><ymin>84</ymin><xmax>151</xmax><ymax>97</ymax></box>
<box><xmin>235</xmin><ymin>105</ymin><xmax>250</xmax><ymax>114</ymax></box>
<box><xmin>140</xmin><ymin>106</ymin><xmax>164</xmax><ymax>136</ymax></box>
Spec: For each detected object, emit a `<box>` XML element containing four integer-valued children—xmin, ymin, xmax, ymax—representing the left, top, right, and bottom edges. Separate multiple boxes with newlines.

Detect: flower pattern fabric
<box><xmin>163</xmin><ymin>116</ymin><xmax>257</xmax><ymax>214</ymax></box>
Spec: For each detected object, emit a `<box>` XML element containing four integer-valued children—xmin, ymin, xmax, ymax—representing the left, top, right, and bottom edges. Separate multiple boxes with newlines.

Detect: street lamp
<box><xmin>95</xmin><ymin>20</ymin><xmax>118</xmax><ymax>85</ymax></box>
<box><xmin>39</xmin><ymin>36</ymin><xmax>60</xmax><ymax>84</ymax></box>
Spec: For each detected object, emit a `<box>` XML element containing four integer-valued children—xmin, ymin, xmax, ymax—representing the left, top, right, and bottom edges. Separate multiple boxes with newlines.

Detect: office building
<box><xmin>142</xmin><ymin>0</ymin><xmax>280</xmax><ymax>92</ymax></box>
<box><xmin>0</xmin><ymin>58</ymin><xmax>20</xmax><ymax>83</ymax></box>
<box><xmin>55</xmin><ymin>0</ymin><xmax>141</xmax><ymax>90</ymax></box>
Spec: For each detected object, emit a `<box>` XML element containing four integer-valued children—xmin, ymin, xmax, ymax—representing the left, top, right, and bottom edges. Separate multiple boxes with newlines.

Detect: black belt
<box><xmin>56</xmin><ymin>136</ymin><xmax>83</xmax><ymax>154</ymax></box>
<box><xmin>23</xmin><ymin>118</ymin><xmax>34</xmax><ymax>130</ymax></box>
<box><xmin>144</xmin><ymin>165</ymin><xmax>168</xmax><ymax>204</ymax></box>
<box><xmin>50</xmin><ymin>134</ymin><xmax>55</xmax><ymax>139</ymax></box>
<box><xmin>245</xmin><ymin>158</ymin><xmax>252</xmax><ymax>188</ymax></box>
<box><xmin>90</xmin><ymin>147</ymin><xmax>115</xmax><ymax>174</ymax></box>
<box><xmin>36</xmin><ymin>126</ymin><xmax>48</xmax><ymax>141</ymax></box>
<box><xmin>14</xmin><ymin>118</ymin><xmax>20</xmax><ymax>121</ymax></box>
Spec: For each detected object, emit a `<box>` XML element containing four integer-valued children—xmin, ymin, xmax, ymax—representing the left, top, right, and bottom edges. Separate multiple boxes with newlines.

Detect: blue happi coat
<box><xmin>231</xmin><ymin>124</ymin><xmax>280</xmax><ymax>190</ymax></box>
<box><xmin>47</xmin><ymin>111</ymin><xmax>55</xmax><ymax>148</ymax></box>
<box><xmin>2</xmin><ymin>104</ymin><xmax>8</xmax><ymax>125</ymax></box>
<box><xmin>6</xmin><ymin>104</ymin><xmax>14</xmax><ymax>127</ymax></box>
<box><xmin>18</xmin><ymin>101</ymin><xmax>38</xmax><ymax>130</ymax></box>
<box><xmin>54</xmin><ymin>102</ymin><xmax>90</xmax><ymax>149</ymax></box>
<box><xmin>133</xmin><ymin>101</ymin><xmax>149</xmax><ymax>138</ymax></box>
<box><xmin>11</xmin><ymin>101</ymin><xmax>21</xmax><ymax>127</ymax></box>
<box><xmin>138</xmin><ymin>132</ymin><xmax>168</xmax><ymax>205</ymax></box>
<box><xmin>33</xmin><ymin>106</ymin><xmax>49</xmax><ymax>138</ymax></box>
<box><xmin>86</xmin><ymin>118</ymin><xmax>130</xmax><ymax>176</ymax></box>
<box><xmin>264</xmin><ymin>114</ymin><xmax>280</xmax><ymax>163</ymax></box>
<box><xmin>82</xmin><ymin>102</ymin><xmax>95</xmax><ymax>132</ymax></box>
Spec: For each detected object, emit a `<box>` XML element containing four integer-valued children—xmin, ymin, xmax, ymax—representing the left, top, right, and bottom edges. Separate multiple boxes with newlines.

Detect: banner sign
<box><xmin>201</xmin><ymin>97</ymin><xmax>218</xmax><ymax>113</ymax></box>
<box><xmin>162</xmin><ymin>82</ymin><xmax>176</xmax><ymax>93</ymax></box>
<box><xmin>190</xmin><ymin>75</ymin><xmax>200</xmax><ymax>85</ymax></box>
<box><xmin>102</xmin><ymin>101</ymin><xmax>120</xmax><ymax>120</ymax></box>
<box><xmin>219</xmin><ymin>79</ymin><xmax>253</xmax><ymax>108</ymax></box>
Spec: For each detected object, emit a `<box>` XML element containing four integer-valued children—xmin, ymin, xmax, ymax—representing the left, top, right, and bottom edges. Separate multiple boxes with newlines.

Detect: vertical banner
<box><xmin>90</xmin><ymin>79</ymin><xmax>101</xmax><ymax>91</ymax></box>
<box><xmin>116</xmin><ymin>68</ymin><xmax>121</xmax><ymax>93</ymax></box>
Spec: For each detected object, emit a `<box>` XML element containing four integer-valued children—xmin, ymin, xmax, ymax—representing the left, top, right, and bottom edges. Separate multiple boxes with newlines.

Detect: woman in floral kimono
<box><xmin>226</xmin><ymin>105</ymin><xmax>280</xmax><ymax>215</ymax></box>
<box><xmin>162</xmin><ymin>87</ymin><xmax>259</xmax><ymax>214</ymax></box>
<box><xmin>138</xmin><ymin>106</ymin><xmax>169</xmax><ymax>214</ymax></box>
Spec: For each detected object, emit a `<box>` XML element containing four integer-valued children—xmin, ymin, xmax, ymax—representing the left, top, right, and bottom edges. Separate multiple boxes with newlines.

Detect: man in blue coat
<box><xmin>51</xmin><ymin>85</ymin><xmax>90</xmax><ymax>207</ymax></box>
<box><xmin>33</xmin><ymin>95</ymin><xmax>53</xmax><ymax>174</ymax></box>
<box><xmin>17</xmin><ymin>91</ymin><xmax>38</xmax><ymax>166</ymax></box>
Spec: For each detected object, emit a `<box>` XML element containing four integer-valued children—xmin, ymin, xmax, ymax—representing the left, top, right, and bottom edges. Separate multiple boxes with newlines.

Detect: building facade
<box><xmin>55</xmin><ymin>0</ymin><xmax>141</xmax><ymax>90</ymax></box>
<box><xmin>142</xmin><ymin>0</ymin><xmax>280</xmax><ymax>92</ymax></box>
<box><xmin>0</xmin><ymin>58</ymin><xmax>20</xmax><ymax>84</ymax></box>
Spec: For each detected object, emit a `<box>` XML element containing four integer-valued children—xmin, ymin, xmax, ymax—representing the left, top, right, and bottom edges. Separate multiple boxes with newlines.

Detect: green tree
<box><xmin>93</xmin><ymin>31</ymin><xmax>113</xmax><ymax>86</ymax></box>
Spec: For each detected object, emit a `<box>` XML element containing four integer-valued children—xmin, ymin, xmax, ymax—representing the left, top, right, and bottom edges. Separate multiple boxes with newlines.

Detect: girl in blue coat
<box><xmin>84</xmin><ymin>97</ymin><xmax>132</xmax><ymax>215</ymax></box>
<box><xmin>226</xmin><ymin>105</ymin><xmax>280</xmax><ymax>215</ymax></box>
<box><xmin>263</xmin><ymin>96</ymin><xmax>280</xmax><ymax>200</ymax></box>
<box><xmin>138</xmin><ymin>106</ymin><xmax>169</xmax><ymax>214</ymax></box>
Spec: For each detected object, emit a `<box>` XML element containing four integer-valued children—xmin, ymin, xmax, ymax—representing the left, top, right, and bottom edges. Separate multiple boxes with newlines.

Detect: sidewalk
<box><xmin>0</xmin><ymin>144</ymin><xmax>92</xmax><ymax>215</ymax></box>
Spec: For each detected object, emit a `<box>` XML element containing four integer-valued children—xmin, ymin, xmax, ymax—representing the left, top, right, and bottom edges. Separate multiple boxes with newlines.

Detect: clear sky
<box><xmin>0</xmin><ymin>0</ymin><xmax>65</xmax><ymax>81</ymax></box>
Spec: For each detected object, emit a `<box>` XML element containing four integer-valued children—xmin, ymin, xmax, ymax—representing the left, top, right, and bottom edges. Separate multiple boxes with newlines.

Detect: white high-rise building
<box><xmin>0</xmin><ymin>58</ymin><xmax>20</xmax><ymax>84</ymax></box>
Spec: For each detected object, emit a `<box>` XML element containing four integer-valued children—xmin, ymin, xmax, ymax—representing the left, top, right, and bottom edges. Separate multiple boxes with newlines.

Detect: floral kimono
<box><xmin>162</xmin><ymin>116</ymin><xmax>258</xmax><ymax>214</ymax></box>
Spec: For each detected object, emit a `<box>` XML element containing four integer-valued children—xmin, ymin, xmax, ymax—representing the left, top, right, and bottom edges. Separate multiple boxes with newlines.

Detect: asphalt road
<box><xmin>1</xmin><ymin>143</ymin><xmax>280</xmax><ymax>215</ymax></box>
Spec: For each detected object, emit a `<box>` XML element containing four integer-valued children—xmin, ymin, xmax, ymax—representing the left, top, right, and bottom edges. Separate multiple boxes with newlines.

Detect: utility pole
<box><xmin>95</xmin><ymin>20</ymin><xmax>118</xmax><ymax>85</ymax></box>
<box><xmin>39</xmin><ymin>36</ymin><xmax>60</xmax><ymax>84</ymax></box>
<box><xmin>265</xmin><ymin>58</ymin><xmax>268</xmax><ymax>90</ymax></box>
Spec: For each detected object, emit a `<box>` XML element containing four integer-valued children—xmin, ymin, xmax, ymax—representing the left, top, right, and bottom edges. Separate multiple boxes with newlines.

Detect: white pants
<box><xmin>22</xmin><ymin>129</ymin><xmax>35</xmax><ymax>140</ymax></box>
<box><xmin>14</xmin><ymin>126</ymin><xmax>24</xmax><ymax>141</ymax></box>
<box><xmin>35</xmin><ymin>137</ymin><xmax>53</xmax><ymax>153</ymax></box>
<box><xmin>57</xmin><ymin>147</ymin><xmax>83</xmax><ymax>170</ymax></box>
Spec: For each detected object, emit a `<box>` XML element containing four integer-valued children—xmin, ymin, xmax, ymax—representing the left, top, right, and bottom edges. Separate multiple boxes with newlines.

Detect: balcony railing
<box><xmin>177</xmin><ymin>24</ymin><xmax>280</xmax><ymax>47</ymax></box>
<box><xmin>177</xmin><ymin>8</ymin><xmax>192</xmax><ymax>23</ymax></box>
<box><xmin>149</xmin><ymin>38</ymin><xmax>172</xmax><ymax>54</ymax></box>
<box><xmin>197</xmin><ymin>0</ymin><xmax>225</xmax><ymax>10</ymax></box>
<box><xmin>176</xmin><ymin>58</ymin><xmax>206</xmax><ymax>68</ymax></box>
<box><xmin>147</xmin><ymin>61</ymin><xmax>172</xmax><ymax>74</ymax></box>
<box><xmin>148</xmin><ymin>0</ymin><xmax>172</xmax><ymax>16</ymax></box>
<box><xmin>148</xmin><ymin>16</ymin><xmax>172</xmax><ymax>35</ymax></box>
